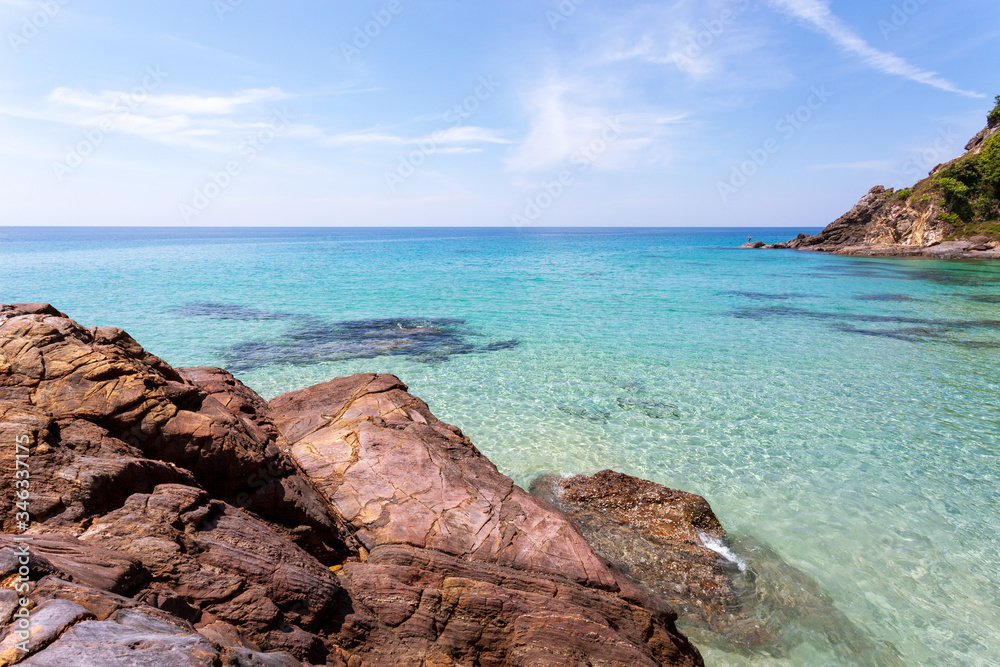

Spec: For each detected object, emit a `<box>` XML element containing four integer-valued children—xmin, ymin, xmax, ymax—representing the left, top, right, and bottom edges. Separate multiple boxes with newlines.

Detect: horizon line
<box><xmin>0</xmin><ymin>225</ymin><xmax>821</xmax><ymax>230</ymax></box>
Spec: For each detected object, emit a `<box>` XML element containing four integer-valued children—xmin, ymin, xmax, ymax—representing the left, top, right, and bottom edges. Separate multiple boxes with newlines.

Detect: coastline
<box><xmin>2</xmin><ymin>231</ymin><xmax>999</xmax><ymax>666</ymax></box>
<box><xmin>743</xmin><ymin>118</ymin><xmax>1000</xmax><ymax>259</ymax></box>
<box><xmin>0</xmin><ymin>303</ymin><xmax>909</xmax><ymax>666</ymax></box>
<box><xmin>742</xmin><ymin>236</ymin><xmax>1000</xmax><ymax>259</ymax></box>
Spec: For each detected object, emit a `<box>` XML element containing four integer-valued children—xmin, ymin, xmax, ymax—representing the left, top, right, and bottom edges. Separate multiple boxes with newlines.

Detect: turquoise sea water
<box><xmin>2</xmin><ymin>227</ymin><xmax>999</xmax><ymax>666</ymax></box>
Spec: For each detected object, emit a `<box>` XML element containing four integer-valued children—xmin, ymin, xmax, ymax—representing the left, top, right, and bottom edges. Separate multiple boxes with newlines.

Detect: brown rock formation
<box><xmin>268</xmin><ymin>375</ymin><xmax>622</xmax><ymax>590</ymax></box>
<box><xmin>531</xmin><ymin>471</ymin><xmax>903</xmax><ymax>666</ymax></box>
<box><xmin>531</xmin><ymin>471</ymin><xmax>767</xmax><ymax>649</ymax></box>
<box><xmin>0</xmin><ymin>304</ymin><xmax>704</xmax><ymax>666</ymax></box>
<box><xmin>742</xmin><ymin>119</ymin><xmax>1000</xmax><ymax>259</ymax></box>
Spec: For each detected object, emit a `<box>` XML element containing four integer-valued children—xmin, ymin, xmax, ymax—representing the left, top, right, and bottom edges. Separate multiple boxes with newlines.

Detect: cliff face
<box><xmin>747</xmin><ymin>102</ymin><xmax>1000</xmax><ymax>258</ymax></box>
<box><xmin>0</xmin><ymin>303</ymin><xmax>706</xmax><ymax>667</ymax></box>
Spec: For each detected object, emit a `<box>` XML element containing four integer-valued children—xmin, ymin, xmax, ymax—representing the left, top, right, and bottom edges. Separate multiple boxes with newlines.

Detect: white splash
<box><xmin>698</xmin><ymin>530</ymin><xmax>747</xmax><ymax>572</ymax></box>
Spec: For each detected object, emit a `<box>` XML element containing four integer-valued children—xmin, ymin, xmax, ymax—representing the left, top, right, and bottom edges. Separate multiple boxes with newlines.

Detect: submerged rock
<box><xmin>170</xmin><ymin>304</ymin><xmax>521</xmax><ymax>371</ymax></box>
<box><xmin>0</xmin><ymin>304</ymin><xmax>702</xmax><ymax>666</ymax></box>
<box><xmin>530</xmin><ymin>471</ymin><xmax>762</xmax><ymax>647</ymax></box>
<box><xmin>531</xmin><ymin>470</ymin><xmax>903</xmax><ymax>666</ymax></box>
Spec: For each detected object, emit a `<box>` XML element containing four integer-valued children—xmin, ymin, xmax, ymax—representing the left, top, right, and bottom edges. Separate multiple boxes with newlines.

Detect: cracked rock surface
<box><xmin>0</xmin><ymin>304</ymin><xmax>704</xmax><ymax>666</ymax></box>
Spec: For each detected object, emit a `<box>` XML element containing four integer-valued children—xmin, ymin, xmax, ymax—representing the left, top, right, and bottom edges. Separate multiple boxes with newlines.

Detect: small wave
<box><xmin>697</xmin><ymin>530</ymin><xmax>747</xmax><ymax>572</ymax></box>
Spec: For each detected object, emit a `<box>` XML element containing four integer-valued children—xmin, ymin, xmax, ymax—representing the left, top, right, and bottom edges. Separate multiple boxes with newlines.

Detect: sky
<box><xmin>0</xmin><ymin>0</ymin><xmax>998</xmax><ymax>227</ymax></box>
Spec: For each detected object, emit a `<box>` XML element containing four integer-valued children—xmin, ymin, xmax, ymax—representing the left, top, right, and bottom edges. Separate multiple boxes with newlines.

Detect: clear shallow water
<box><xmin>2</xmin><ymin>227</ymin><xmax>999</xmax><ymax>666</ymax></box>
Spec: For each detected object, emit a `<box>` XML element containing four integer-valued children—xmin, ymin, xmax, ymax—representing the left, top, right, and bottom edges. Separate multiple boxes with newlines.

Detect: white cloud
<box><xmin>807</xmin><ymin>160</ymin><xmax>895</xmax><ymax>171</ymax></box>
<box><xmin>504</xmin><ymin>75</ymin><xmax>686</xmax><ymax>173</ymax></box>
<box><xmin>0</xmin><ymin>86</ymin><xmax>295</xmax><ymax>149</ymax></box>
<box><xmin>48</xmin><ymin>86</ymin><xmax>288</xmax><ymax>115</ymax></box>
<box><xmin>137</xmin><ymin>89</ymin><xmax>288</xmax><ymax>116</ymax></box>
<box><xmin>769</xmin><ymin>0</ymin><xmax>982</xmax><ymax>97</ymax></box>
<box><xmin>600</xmin><ymin>0</ymin><xmax>791</xmax><ymax>87</ymax></box>
<box><xmin>5</xmin><ymin>83</ymin><xmax>509</xmax><ymax>155</ymax></box>
<box><xmin>308</xmin><ymin>129</ymin><xmax>408</xmax><ymax>147</ymax></box>
<box><xmin>431</xmin><ymin>126</ymin><xmax>510</xmax><ymax>145</ymax></box>
<box><xmin>301</xmin><ymin>125</ymin><xmax>510</xmax><ymax>150</ymax></box>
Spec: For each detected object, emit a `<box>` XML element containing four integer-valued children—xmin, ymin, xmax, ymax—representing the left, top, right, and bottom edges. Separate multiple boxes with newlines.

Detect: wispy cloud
<box><xmin>1</xmin><ymin>86</ymin><xmax>296</xmax><ymax>148</ymax></box>
<box><xmin>769</xmin><ymin>0</ymin><xmax>982</xmax><ymax>97</ymax></box>
<box><xmin>3</xmin><ymin>84</ymin><xmax>510</xmax><ymax>155</ymax></box>
<box><xmin>505</xmin><ymin>75</ymin><xmax>686</xmax><ymax>173</ymax></box>
<box><xmin>807</xmin><ymin>159</ymin><xmax>895</xmax><ymax>171</ymax></box>
<box><xmin>291</xmin><ymin>124</ymin><xmax>510</xmax><ymax>150</ymax></box>
<box><xmin>48</xmin><ymin>86</ymin><xmax>287</xmax><ymax>115</ymax></box>
<box><xmin>597</xmin><ymin>0</ymin><xmax>794</xmax><ymax>90</ymax></box>
<box><xmin>605</xmin><ymin>1</ymin><xmax>747</xmax><ymax>77</ymax></box>
<box><xmin>434</xmin><ymin>126</ymin><xmax>510</xmax><ymax>145</ymax></box>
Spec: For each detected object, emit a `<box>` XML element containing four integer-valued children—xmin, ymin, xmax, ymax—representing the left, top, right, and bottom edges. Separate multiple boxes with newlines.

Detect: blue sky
<box><xmin>1</xmin><ymin>0</ymin><xmax>997</xmax><ymax>227</ymax></box>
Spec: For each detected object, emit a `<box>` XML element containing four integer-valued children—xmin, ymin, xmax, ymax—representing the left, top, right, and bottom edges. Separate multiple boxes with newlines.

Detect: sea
<box><xmin>2</xmin><ymin>226</ymin><xmax>998</xmax><ymax>666</ymax></box>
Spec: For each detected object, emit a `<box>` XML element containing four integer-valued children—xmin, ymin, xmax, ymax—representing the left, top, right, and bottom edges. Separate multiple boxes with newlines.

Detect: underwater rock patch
<box><xmin>559</xmin><ymin>383</ymin><xmax>682</xmax><ymax>423</ymax></box>
<box><xmin>732</xmin><ymin>304</ymin><xmax>1000</xmax><ymax>347</ymax></box>
<box><xmin>966</xmin><ymin>294</ymin><xmax>1000</xmax><ymax>303</ymax></box>
<box><xmin>901</xmin><ymin>268</ymin><xmax>1000</xmax><ymax>288</ymax></box>
<box><xmin>831</xmin><ymin>324</ymin><xmax>931</xmax><ymax>343</ymax></box>
<box><xmin>171</xmin><ymin>304</ymin><xmax>521</xmax><ymax>370</ymax></box>
<box><xmin>854</xmin><ymin>293</ymin><xmax>920</xmax><ymax>302</ymax></box>
<box><xmin>225</xmin><ymin>317</ymin><xmax>518</xmax><ymax>371</ymax></box>
<box><xmin>169</xmin><ymin>302</ymin><xmax>301</xmax><ymax>321</ymax></box>
<box><xmin>725</xmin><ymin>291</ymin><xmax>818</xmax><ymax>301</ymax></box>
<box><xmin>557</xmin><ymin>404</ymin><xmax>612</xmax><ymax>424</ymax></box>
<box><xmin>615</xmin><ymin>397</ymin><xmax>681</xmax><ymax>420</ymax></box>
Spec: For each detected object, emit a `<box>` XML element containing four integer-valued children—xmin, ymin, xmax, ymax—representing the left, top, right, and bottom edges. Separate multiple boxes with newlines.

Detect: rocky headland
<box><xmin>0</xmin><ymin>304</ymin><xmax>899</xmax><ymax>666</ymax></box>
<box><xmin>745</xmin><ymin>96</ymin><xmax>1000</xmax><ymax>259</ymax></box>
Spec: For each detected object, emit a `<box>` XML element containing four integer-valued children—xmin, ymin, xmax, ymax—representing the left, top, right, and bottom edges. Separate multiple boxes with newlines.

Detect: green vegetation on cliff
<box><xmin>930</xmin><ymin>97</ymin><xmax>1000</xmax><ymax>239</ymax></box>
<box><xmin>989</xmin><ymin>94</ymin><xmax>1000</xmax><ymax>128</ymax></box>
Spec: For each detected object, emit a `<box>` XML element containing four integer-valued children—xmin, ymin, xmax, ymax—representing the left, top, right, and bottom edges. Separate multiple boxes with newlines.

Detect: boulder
<box><xmin>0</xmin><ymin>304</ymin><xmax>357</xmax><ymax>553</ymax></box>
<box><xmin>530</xmin><ymin>470</ymin><xmax>903</xmax><ymax>666</ymax></box>
<box><xmin>530</xmin><ymin>470</ymin><xmax>766</xmax><ymax>648</ymax></box>
<box><xmin>0</xmin><ymin>305</ymin><xmax>704</xmax><ymax>666</ymax></box>
<box><xmin>269</xmin><ymin>374</ymin><xmax>620</xmax><ymax>590</ymax></box>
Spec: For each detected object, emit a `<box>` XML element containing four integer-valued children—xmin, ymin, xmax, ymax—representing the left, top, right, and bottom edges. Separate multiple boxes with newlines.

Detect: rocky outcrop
<box><xmin>530</xmin><ymin>471</ymin><xmax>760</xmax><ymax>646</ymax></box>
<box><xmin>0</xmin><ymin>304</ymin><xmax>704</xmax><ymax>666</ymax></box>
<box><xmin>744</xmin><ymin>118</ymin><xmax>1000</xmax><ymax>258</ymax></box>
<box><xmin>531</xmin><ymin>471</ymin><xmax>904</xmax><ymax>666</ymax></box>
<box><xmin>268</xmin><ymin>375</ymin><xmax>623</xmax><ymax>590</ymax></box>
